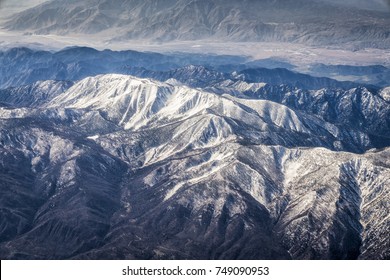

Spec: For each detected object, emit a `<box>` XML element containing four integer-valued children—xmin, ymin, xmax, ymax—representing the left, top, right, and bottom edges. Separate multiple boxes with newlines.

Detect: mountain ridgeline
<box><xmin>4</xmin><ymin>0</ymin><xmax>390</xmax><ymax>49</ymax></box>
<box><xmin>0</xmin><ymin>47</ymin><xmax>385</xmax><ymax>90</ymax></box>
<box><xmin>0</xmin><ymin>47</ymin><xmax>389</xmax><ymax>260</ymax></box>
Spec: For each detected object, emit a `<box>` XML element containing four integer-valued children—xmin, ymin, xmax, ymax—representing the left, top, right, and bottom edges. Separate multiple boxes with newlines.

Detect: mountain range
<box><xmin>0</xmin><ymin>0</ymin><xmax>389</xmax><ymax>260</ymax></box>
<box><xmin>2</xmin><ymin>47</ymin><xmax>388</xmax><ymax>91</ymax></box>
<box><xmin>3</xmin><ymin>0</ymin><xmax>390</xmax><ymax>49</ymax></box>
<box><xmin>0</xmin><ymin>57</ymin><xmax>389</xmax><ymax>259</ymax></box>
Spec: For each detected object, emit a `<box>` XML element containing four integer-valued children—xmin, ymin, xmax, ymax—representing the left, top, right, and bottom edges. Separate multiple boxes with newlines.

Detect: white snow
<box><xmin>379</xmin><ymin>87</ymin><xmax>390</xmax><ymax>102</ymax></box>
<box><xmin>87</xmin><ymin>135</ymin><xmax>99</xmax><ymax>140</ymax></box>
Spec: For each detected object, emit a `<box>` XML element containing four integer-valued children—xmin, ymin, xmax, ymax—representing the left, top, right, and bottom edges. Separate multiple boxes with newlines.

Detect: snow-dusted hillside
<box><xmin>0</xmin><ymin>74</ymin><xmax>389</xmax><ymax>259</ymax></box>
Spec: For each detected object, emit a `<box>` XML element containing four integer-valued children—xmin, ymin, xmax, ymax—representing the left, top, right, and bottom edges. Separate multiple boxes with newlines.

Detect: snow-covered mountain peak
<box><xmin>49</xmin><ymin>74</ymin><xmax>176</xmax><ymax>129</ymax></box>
<box><xmin>46</xmin><ymin>74</ymin><xmax>301</xmax><ymax>133</ymax></box>
<box><xmin>50</xmin><ymin>74</ymin><xmax>167</xmax><ymax>104</ymax></box>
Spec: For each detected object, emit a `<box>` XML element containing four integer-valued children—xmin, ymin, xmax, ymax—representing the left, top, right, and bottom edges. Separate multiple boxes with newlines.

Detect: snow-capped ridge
<box><xmin>49</xmin><ymin>74</ymin><xmax>174</xmax><ymax>129</ymax></box>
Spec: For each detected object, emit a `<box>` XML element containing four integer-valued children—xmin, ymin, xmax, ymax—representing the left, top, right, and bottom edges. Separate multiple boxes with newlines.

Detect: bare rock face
<box><xmin>0</xmin><ymin>72</ymin><xmax>389</xmax><ymax>259</ymax></box>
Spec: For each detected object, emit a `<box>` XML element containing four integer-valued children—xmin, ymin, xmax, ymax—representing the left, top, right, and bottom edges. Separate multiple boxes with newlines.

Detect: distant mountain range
<box><xmin>4</xmin><ymin>0</ymin><xmax>390</xmax><ymax>49</ymax></box>
<box><xmin>1</xmin><ymin>47</ymin><xmax>387</xmax><ymax>90</ymax></box>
